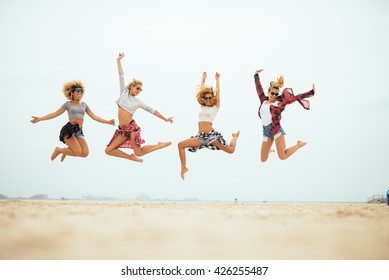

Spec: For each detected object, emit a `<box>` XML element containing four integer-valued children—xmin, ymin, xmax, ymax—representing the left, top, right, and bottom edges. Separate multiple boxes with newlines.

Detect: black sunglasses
<box><xmin>74</xmin><ymin>88</ymin><xmax>84</xmax><ymax>93</ymax></box>
<box><xmin>203</xmin><ymin>96</ymin><xmax>213</xmax><ymax>100</ymax></box>
<box><xmin>136</xmin><ymin>87</ymin><xmax>143</xmax><ymax>92</ymax></box>
<box><xmin>270</xmin><ymin>92</ymin><xmax>279</xmax><ymax>97</ymax></box>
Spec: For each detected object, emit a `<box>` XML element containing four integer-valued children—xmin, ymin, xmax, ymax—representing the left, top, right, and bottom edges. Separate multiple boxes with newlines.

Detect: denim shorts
<box><xmin>263</xmin><ymin>124</ymin><xmax>285</xmax><ymax>142</ymax></box>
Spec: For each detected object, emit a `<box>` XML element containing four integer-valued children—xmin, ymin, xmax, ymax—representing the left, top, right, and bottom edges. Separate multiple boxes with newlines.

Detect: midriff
<box><xmin>118</xmin><ymin>106</ymin><xmax>133</xmax><ymax>126</ymax></box>
<box><xmin>198</xmin><ymin>121</ymin><xmax>213</xmax><ymax>133</ymax></box>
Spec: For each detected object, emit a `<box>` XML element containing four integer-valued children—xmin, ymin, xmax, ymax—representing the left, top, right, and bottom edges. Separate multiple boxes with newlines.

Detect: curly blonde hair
<box><xmin>127</xmin><ymin>79</ymin><xmax>143</xmax><ymax>91</ymax></box>
<box><xmin>62</xmin><ymin>80</ymin><xmax>85</xmax><ymax>100</ymax></box>
<box><xmin>196</xmin><ymin>85</ymin><xmax>217</xmax><ymax>106</ymax></box>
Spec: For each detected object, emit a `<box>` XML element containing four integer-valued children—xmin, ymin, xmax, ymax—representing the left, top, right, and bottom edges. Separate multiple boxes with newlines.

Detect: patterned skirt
<box><xmin>59</xmin><ymin>122</ymin><xmax>84</xmax><ymax>143</ymax></box>
<box><xmin>188</xmin><ymin>129</ymin><xmax>227</xmax><ymax>153</ymax></box>
<box><xmin>107</xmin><ymin>120</ymin><xmax>145</xmax><ymax>149</ymax></box>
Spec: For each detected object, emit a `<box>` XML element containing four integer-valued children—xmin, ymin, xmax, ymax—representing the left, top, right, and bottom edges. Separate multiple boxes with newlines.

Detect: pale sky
<box><xmin>1</xmin><ymin>0</ymin><xmax>388</xmax><ymax>202</ymax></box>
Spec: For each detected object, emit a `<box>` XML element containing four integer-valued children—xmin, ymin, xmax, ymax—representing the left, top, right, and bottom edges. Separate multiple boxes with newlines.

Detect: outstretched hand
<box><xmin>202</xmin><ymin>72</ymin><xmax>207</xmax><ymax>80</ymax></box>
<box><xmin>166</xmin><ymin>116</ymin><xmax>175</xmax><ymax>123</ymax></box>
<box><xmin>30</xmin><ymin>116</ymin><xmax>40</xmax><ymax>124</ymax></box>
<box><xmin>215</xmin><ymin>72</ymin><xmax>220</xmax><ymax>81</ymax></box>
<box><xmin>255</xmin><ymin>69</ymin><xmax>264</xmax><ymax>74</ymax></box>
<box><xmin>312</xmin><ymin>84</ymin><xmax>316</xmax><ymax>92</ymax></box>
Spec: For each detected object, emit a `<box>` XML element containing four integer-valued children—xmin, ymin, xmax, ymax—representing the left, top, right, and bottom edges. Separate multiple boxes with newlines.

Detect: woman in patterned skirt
<box><xmin>31</xmin><ymin>81</ymin><xmax>115</xmax><ymax>161</ymax></box>
<box><xmin>178</xmin><ymin>72</ymin><xmax>240</xmax><ymax>180</ymax></box>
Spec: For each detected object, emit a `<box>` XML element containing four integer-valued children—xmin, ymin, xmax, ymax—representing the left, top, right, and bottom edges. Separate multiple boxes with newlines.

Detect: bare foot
<box><xmin>232</xmin><ymin>130</ymin><xmax>240</xmax><ymax>138</ymax></box>
<box><xmin>297</xmin><ymin>140</ymin><xmax>307</xmax><ymax>148</ymax></box>
<box><xmin>158</xmin><ymin>141</ymin><xmax>172</xmax><ymax>149</ymax></box>
<box><xmin>61</xmin><ymin>154</ymin><xmax>66</xmax><ymax>162</ymax></box>
<box><xmin>181</xmin><ymin>167</ymin><xmax>189</xmax><ymax>180</ymax></box>
<box><xmin>51</xmin><ymin>147</ymin><xmax>60</xmax><ymax>161</ymax></box>
<box><xmin>129</xmin><ymin>153</ymin><xmax>143</xmax><ymax>163</ymax></box>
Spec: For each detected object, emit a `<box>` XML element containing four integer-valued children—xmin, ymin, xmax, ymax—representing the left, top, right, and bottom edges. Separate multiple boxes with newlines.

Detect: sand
<box><xmin>0</xmin><ymin>200</ymin><xmax>388</xmax><ymax>260</ymax></box>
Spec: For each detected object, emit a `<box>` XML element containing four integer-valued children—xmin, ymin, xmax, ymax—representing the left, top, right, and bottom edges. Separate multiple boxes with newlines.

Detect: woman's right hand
<box><xmin>255</xmin><ymin>69</ymin><xmax>264</xmax><ymax>74</ymax></box>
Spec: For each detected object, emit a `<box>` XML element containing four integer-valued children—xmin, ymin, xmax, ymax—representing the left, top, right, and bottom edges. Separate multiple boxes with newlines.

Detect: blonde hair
<box><xmin>62</xmin><ymin>80</ymin><xmax>85</xmax><ymax>100</ymax></box>
<box><xmin>127</xmin><ymin>79</ymin><xmax>143</xmax><ymax>91</ymax></box>
<box><xmin>269</xmin><ymin>75</ymin><xmax>284</xmax><ymax>90</ymax></box>
<box><xmin>196</xmin><ymin>85</ymin><xmax>217</xmax><ymax>106</ymax></box>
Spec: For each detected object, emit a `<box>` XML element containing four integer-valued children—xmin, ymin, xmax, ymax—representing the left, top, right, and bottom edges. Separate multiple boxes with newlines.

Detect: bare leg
<box><xmin>61</xmin><ymin>137</ymin><xmax>89</xmax><ymax>162</ymax></box>
<box><xmin>51</xmin><ymin>136</ymin><xmax>82</xmax><ymax>161</ymax></box>
<box><xmin>130</xmin><ymin>132</ymin><xmax>171</xmax><ymax>157</ymax></box>
<box><xmin>212</xmin><ymin>130</ymin><xmax>240</xmax><ymax>154</ymax></box>
<box><xmin>275</xmin><ymin>135</ymin><xmax>307</xmax><ymax>160</ymax></box>
<box><xmin>177</xmin><ymin>138</ymin><xmax>202</xmax><ymax>180</ymax></box>
<box><xmin>105</xmin><ymin>134</ymin><xmax>143</xmax><ymax>163</ymax></box>
<box><xmin>261</xmin><ymin>138</ymin><xmax>275</xmax><ymax>162</ymax></box>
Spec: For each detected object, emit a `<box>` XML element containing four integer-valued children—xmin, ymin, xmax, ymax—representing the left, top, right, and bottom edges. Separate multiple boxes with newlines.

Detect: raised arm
<box><xmin>117</xmin><ymin>52</ymin><xmax>124</xmax><ymax>73</ymax></box>
<box><xmin>201</xmin><ymin>71</ymin><xmax>207</xmax><ymax>87</ymax></box>
<box><xmin>30</xmin><ymin>106</ymin><xmax>66</xmax><ymax>124</ymax></box>
<box><xmin>117</xmin><ymin>52</ymin><xmax>127</xmax><ymax>93</ymax></box>
<box><xmin>254</xmin><ymin>69</ymin><xmax>267</xmax><ymax>104</ymax></box>
<box><xmin>215</xmin><ymin>72</ymin><xmax>220</xmax><ymax>108</ymax></box>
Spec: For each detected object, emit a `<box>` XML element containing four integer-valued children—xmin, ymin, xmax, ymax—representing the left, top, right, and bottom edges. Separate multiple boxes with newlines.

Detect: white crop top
<box><xmin>260</xmin><ymin>101</ymin><xmax>279</xmax><ymax>126</ymax></box>
<box><xmin>199</xmin><ymin>105</ymin><xmax>219</xmax><ymax>123</ymax></box>
<box><xmin>116</xmin><ymin>72</ymin><xmax>157</xmax><ymax>115</ymax></box>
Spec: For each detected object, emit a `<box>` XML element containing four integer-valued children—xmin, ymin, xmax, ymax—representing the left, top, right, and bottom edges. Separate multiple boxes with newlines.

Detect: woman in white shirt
<box><xmin>254</xmin><ymin>69</ymin><xmax>315</xmax><ymax>162</ymax></box>
<box><xmin>178</xmin><ymin>72</ymin><xmax>240</xmax><ymax>180</ymax></box>
<box><xmin>105</xmin><ymin>52</ymin><xmax>174</xmax><ymax>163</ymax></box>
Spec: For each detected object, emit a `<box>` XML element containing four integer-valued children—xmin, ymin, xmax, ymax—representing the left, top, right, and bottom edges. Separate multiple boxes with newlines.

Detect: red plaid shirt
<box><xmin>254</xmin><ymin>73</ymin><xmax>315</xmax><ymax>136</ymax></box>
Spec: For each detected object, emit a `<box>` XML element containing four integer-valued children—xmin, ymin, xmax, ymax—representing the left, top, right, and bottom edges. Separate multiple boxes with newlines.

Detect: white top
<box><xmin>116</xmin><ymin>72</ymin><xmax>157</xmax><ymax>115</ymax></box>
<box><xmin>199</xmin><ymin>105</ymin><xmax>219</xmax><ymax>123</ymax></box>
<box><xmin>260</xmin><ymin>101</ymin><xmax>279</xmax><ymax>126</ymax></box>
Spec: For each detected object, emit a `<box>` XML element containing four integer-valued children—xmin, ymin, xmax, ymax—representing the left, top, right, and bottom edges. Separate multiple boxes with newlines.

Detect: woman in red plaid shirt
<box><xmin>254</xmin><ymin>69</ymin><xmax>315</xmax><ymax>162</ymax></box>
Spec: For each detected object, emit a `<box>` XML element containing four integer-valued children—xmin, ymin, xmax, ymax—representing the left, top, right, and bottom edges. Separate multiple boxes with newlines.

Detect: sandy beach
<box><xmin>0</xmin><ymin>200</ymin><xmax>388</xmax><ymax>260</ymax></box>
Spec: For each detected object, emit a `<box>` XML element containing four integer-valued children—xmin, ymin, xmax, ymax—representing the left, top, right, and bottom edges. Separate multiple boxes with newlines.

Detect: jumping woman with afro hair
<box><xmin>31</xmin><ymin>81</ymin><xmax>115</xmax><ymax>161</ymax></box>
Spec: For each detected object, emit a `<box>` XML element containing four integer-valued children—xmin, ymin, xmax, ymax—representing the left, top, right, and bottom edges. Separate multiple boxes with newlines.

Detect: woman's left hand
<box><xmin>166</xmin><ymin>116</ymin><xmax>174</xmax><ymax>123</ymax></box>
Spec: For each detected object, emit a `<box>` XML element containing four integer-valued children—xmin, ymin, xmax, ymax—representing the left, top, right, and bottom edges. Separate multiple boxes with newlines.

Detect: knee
<box><xmin>278</xmin><ymin>154</ymin><xmax>287</xmax><ymax>160</ymax></box>
<box><xmin>80</xmin><ymin>151</ymin><xmax>89</xmax><ymax>158</ymax></box>
<box><xmin>105</xmin><ymin>147</ymin><xmax>112</xmax><ymax>155</ymax></box>
<box><xmin>134</xmin><ymin>150</ymin><xmax>143</xmax><ymax>156</ymax></box>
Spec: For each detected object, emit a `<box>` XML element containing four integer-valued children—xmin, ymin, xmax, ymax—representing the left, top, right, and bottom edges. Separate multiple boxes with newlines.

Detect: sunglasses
<box><xmin>270</xmin><ymin>92</ymin><xmax>279</xmax><ymax>97</ymax></box>
<box><xmin>74</xmin><ymin>88</ymin><xmax>84</xmax><ymax>93</ymax></box>
<box><xmin>136</xmin><ymin>87</ymin><xmax>143</xmax><ymax>92</ymax></box>
<box><xmin>203</xmin><ymin>96</ymin><xmax>213</xmax><ymax>100</ymax></box>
